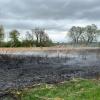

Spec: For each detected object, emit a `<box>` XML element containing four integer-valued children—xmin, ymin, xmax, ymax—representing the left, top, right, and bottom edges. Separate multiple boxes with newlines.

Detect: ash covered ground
<box><xmin>0</xmin><ymin>48</ymin><xmax>100</xmax><ymax>92</ymax></box>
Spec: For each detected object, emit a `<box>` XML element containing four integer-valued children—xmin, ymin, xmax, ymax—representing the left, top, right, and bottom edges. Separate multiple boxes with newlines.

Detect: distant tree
<box><xmin>21</xmin><ymin>31</ymin><xmax>35</xmax><ymax>47</ymax></box>
<box><xmin>68</xmin><ymin>24</ymin><xmax>98</xmax><ymax>44</ymax></box>
<box><xmin>26</xmin><ymin>31</ymin><xmax>33</xmax><ymax>41</ymax></box>
<box><xmin>80</xmin><ymin>24</ymin><xmax>97</xmax><ymax>44</ymax></box>
<box><xmin>0</xmin><ymin>25</ymin><xmax>4</xmax><ymax>46</ymax></box>
<box><xmin>85</xmin><ymin>24</ymin><xmax>97</xmax><ymax>43</ymax></box>
<box><xmin>32</xmin><ymin>28</ymin><xmax>44</xmax><ymax>46</ymax></box>
<box><xmin>32</xmin><ymin>28</ymin><xmax>52</xmax><ymax>47</ymax></box>
<box><xmin>68</xmin><ymin>26</ymin><xmax>83</xmax><ymax>44</ymax></box>
<box><xmin>9</xmin><ymin>29</ymin><xmax>20</xmax><ymax>47</ymax></box>
<box><xmin>32</xmin><ymin>28</ymin><xmax>40</xmax><ymax>46</ymax></box>
<box><xmin>40</xmin><ymin>32</ymin><xmax>53</xmax><ymax>46</ymax></box>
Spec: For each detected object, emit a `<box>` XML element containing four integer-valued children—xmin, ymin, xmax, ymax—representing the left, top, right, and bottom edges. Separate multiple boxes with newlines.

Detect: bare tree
<box><xmin>83</xmin><ymin>24</ymin><xmax>97</xmax><ymax>44</ymax></box>
<box><xmin>0</xmin><ymin>25</ymin><xmax>4</xmax><ymax>46</ymax></box>
<box><xmin>22</xmin><ymin>31</ymin><xmax>34</xmax><ymax>47</ymax></box>
<box><xmin>26</xmin><ymin>31</ymin><xmax>33</xmax><ymax>41</ymax></box>
<box><xmin>68</xmin><ymin>24</ymin><xmax>98</xmax><ymax>44</ymax></box>
<box><xmin>68</xmin><ymin>26</ymin><xmax>83</xmax><ymax>43</ymax></box>
<box><xmin>32</xmin><ymin>28</ymin><xmax>50</xmax><ymax>46</ymax></box>
<box><xmin>32</xmin><ymin>28</ymin><xmax>43</xmax><ymax>44</ymax></box>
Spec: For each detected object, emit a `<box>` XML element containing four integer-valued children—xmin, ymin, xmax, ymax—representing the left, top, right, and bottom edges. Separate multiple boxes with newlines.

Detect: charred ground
<box><xmin>0</xmin><ymin>48</ymin><xmax>99</xmax><ymax>92</ymax></box>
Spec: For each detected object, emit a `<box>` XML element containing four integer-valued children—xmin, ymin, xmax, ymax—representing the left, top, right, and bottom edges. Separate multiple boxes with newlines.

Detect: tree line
<box><xmin>0</xmin><ymin>24</ymin><xmax>99</xmax><ymax>47</ymax></box>
<box><xmin>0</xmin><ymin>26</ymin><xmax>53</xmax><ymax>47</ymax></box>
<box><xmin>68</xmin><ymin>24</ymin><xmax>100</xmax><ymax>44</ymax></box>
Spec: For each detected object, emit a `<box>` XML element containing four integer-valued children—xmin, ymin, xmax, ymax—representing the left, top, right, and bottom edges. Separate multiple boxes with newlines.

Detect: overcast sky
<box><xmin>0</xmin><ymin>0</ymin><xmax>100</xmax><ymax>42</ymax></box>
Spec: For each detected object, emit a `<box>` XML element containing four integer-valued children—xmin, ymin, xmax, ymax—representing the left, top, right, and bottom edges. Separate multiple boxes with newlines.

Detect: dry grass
<box><xmin>0</xmin><ymin>47</ymin><xmax>99</xmax><ymax>53</ymax></box>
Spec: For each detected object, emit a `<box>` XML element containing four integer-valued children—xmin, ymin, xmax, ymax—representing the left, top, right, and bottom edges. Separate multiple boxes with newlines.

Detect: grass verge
<box><xmin>13</xmin><ymin>79</ymin><xmax>100</xmax><ymax>100</ymax></box>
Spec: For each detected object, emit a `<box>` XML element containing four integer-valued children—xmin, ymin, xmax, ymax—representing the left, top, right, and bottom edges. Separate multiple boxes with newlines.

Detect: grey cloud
<box><xmin>0</xmin><ymin>0</ymin><xmax>100</xmax><ymax>20</ymax></box>
<box><xmin>0</xmin><ymin>19</ymin><xmax>68</xmax><ymax>32</ymax></box>
<box><xmin>0</xmin><ymin>0</ymin><xmax>100</xmax><ymax>31</ymax></box>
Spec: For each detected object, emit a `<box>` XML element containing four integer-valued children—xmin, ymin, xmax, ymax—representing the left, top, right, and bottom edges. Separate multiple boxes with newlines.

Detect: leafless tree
<box><xmin>68</xmin><ymin>24</ymin><xmax>98</xmax><ymax>44</ymax></box>
<box><xmin>68</xmin><ymin>26</ymin><xmax>83</xmax><ymax>43</ymax></box>
<box><xmin>32</xmin><ymin>27</ymin><xmax>51</xmax><ymax>46</ymax></box>
<box><xmin>0</xmin><ymin>25</ymin><xmax>4</xmax><ymax>43</ymax></box>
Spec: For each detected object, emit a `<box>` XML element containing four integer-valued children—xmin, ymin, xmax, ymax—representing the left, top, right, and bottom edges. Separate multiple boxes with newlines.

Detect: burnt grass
<box><xmin>0</xmin><ymin>49</ymin><xmax>100</xmax><ymax>98</ymax></box>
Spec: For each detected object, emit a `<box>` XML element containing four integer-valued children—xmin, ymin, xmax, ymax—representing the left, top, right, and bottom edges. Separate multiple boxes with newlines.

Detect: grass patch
<box><xmin>10</xmin><ymin>79</ymin><xmax>100</xmax><ymax>100</ymax></box>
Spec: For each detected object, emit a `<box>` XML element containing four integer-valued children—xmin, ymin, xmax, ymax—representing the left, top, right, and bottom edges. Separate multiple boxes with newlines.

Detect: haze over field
<box><xmin>0</xmin><ymin>0</ymin><xmax>100</xmax><ymax>42</ymax></box>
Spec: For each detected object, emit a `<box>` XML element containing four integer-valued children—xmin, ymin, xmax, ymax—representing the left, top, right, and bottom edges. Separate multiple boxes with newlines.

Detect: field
<box><xmin>0</xmin><ymin>47</ymin><xmax>100</xmax><ymax>99</ymax></box>
<box><xmin>0</xmin><ymin>47</ymin><xmax>100</xmax><ymax>53</ymax></box>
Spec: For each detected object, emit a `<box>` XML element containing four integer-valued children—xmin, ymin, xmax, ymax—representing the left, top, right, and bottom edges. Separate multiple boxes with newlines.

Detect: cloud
<box><xmin>0</xmin><ymin>0</ymin><xmax>100</xmax><ymax>20</ymax></box>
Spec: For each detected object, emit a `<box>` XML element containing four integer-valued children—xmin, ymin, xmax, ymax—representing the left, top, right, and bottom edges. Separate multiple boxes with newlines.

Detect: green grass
<box><xmin>18</xmin><ymin>79</ymin><xmax>100</xmax><ymax>100</ymax></box>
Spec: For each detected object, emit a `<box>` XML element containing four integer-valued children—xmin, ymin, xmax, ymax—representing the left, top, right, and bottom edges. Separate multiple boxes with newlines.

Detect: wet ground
<box><xmin>0</xmin><ymin>49</ymin><xmax>100</xmax><ymax>93</ymax></box>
